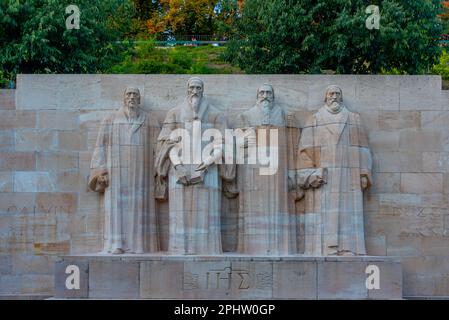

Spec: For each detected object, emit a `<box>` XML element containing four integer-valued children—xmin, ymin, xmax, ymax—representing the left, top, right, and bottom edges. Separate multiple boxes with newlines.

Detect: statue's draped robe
<box><xmin>155</xmin><ymin>99</ymin><xmax>232</xmax><ymax>255</ymax></box>
<box><xmin>236</xmin><ymin>104</ymin><xmax>298</xmax><ymax>255</ymax></box>
<box><xmin>89</xmin><ymin>108</ymin><xmax>159</xmax><ymax>253</ymax></box>
<box><xmin>298</xmin><ymin>106</ymin><xmax>372</xmax><ymax>256</ymax></box>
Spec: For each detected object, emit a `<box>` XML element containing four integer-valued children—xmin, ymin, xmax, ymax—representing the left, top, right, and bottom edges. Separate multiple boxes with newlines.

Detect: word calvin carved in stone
<box><xmin>6</xmin><ymin>205</ymin><xmax>73</xmax><ymax>215</ymax></box>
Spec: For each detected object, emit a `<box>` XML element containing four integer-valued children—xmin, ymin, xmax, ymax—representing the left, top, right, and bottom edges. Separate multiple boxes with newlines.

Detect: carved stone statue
<box><xmin>89</xmin><ymin>87</ymin><xmax>159</xmax><ymax>254</ymax></box>
<box><xmin>155</xmin><ymin>77</ymin><xmax>234</xmax><ymax>255</ymax></box>
<box><xmin>235</xmin><ymin>84</ymin><xmax>298</xmax><ymax>255</ymax></box>
<box><xmin>297</xmin><ymin>85</ymin><xmax>372</xmax><ymax>256</ymax></box>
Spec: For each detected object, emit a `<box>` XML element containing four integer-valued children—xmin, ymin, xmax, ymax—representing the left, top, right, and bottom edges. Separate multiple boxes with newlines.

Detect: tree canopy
<box><xmin>0</xmin><ymin>0</ymin><xmax>134</xmax><ymax>79</ymax></box>
<box><xmin>130</xmin><ymin>0</ymin><xmax>243</xmax><ymax>37</ymax></box>
<box><xmin>440</xmin><ymin>1</ymin><xmax>449</xmax><ymax>31</ymax></box>
<box><xmin>1</xmin><ymin>0</ymin><xmax>446</xmax><ymax>80</ymax></box>
<box><xmin>224</xmin><ymin>0</ymin><xmax>443</xmax><ymax>74</ymax></box>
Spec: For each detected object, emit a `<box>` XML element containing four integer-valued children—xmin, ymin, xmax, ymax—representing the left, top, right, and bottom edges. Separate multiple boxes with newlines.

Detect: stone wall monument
<box><xmin>4</xmin><ymin>74</ymin><xmax>435</xmax><ymax>299</ymax></box>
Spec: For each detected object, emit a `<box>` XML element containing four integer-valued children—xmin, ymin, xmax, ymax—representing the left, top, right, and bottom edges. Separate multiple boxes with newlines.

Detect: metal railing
<box><xmin>153</xmin><ymin>34</ymin><xmax>230</xmax><ymax>46</ymax></box>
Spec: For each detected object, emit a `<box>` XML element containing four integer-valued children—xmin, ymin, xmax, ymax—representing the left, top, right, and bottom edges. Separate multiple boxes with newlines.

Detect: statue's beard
<box><xmin>326</xmin><ymin>101</ymin><xmax>342</xmax><ymax>113</ymax></box>
<box><xmin>125</xmin><ymin>100</ymin><xmax>139</xmax><ymax>119</ymax></box>
<box><xmin>189</xmin><ymin>94</ymin><xmax>201</xmax><ymax>110</ymax></box>
<box><xmin>258</xmin><ymin>99</ymin><xmax>273</xmax><ymax>110</ymax></box>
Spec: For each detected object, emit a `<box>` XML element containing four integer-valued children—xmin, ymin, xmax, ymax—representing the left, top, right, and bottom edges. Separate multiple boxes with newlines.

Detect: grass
<box><xmin>109</xmin><ymin>42</ymin><xmax>243</xmax><ymax>74</ymax></box>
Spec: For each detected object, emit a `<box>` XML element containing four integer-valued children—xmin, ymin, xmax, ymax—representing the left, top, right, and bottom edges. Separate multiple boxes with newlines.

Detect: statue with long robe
<box><xmin>155</xmin><ymin>77</ymin><xmax>234</xmax><ymax>255</ymax></box>
<box><xmin>89</xmin><ymin>87</ymin><xmax>159</xmax><ymax>254</ymax></box>
<box><xmin>235</xmin><ymin>84</ymin><xmax>298</xmax><ymax>255</ymax></box>
<box><xmin>297</xmin><ymin>85</ymin><xmax>372</xmax><ymax>256</ymax></box>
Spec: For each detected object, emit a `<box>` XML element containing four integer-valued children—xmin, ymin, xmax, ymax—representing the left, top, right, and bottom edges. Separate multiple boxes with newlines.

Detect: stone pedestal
<box><xmin>54</xmin><ymin>255</ymin><xmax>402</xmax><ymax>299</ymax></box>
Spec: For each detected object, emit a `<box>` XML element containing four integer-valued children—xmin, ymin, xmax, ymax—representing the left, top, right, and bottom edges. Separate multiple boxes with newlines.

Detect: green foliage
<box><xmin>215</xmin><ymin>0</ymin><xmax>244</xmax><ymax>38</ymax></box>
<box><xmin>432</xmin><ymin>49</ymin><xmax>449</xmax><ymax>79</ymax></box>
<box><xmin>110</xmin><ymin>43</ymin><xmax>241</xmax><ymax>74</ymax></box>
<box><xmin>0</xmin><ymin>0</ymin><xmax>135</xmax><ymax>81</ymax></box>
<box><xmin>129</xmin><ymin>0</ymin><xmax>243</xmax><ymax>38</ymax></box>
<box><xmin>380</xmin><ymin>68</ymin><xmax>408</xmax><ymax>75</ymax></box>
<box><xmin>0</xmin><ymin>71</ymin><xmax>9</xmax><ymax>88</ymax></box>
<box><xmin>224</xmin><ymin>0</ymin><xmax>443</xmax><ymax>74</ymax></box>
<box><xmin>132</xmin><ymin>0</ymin><xmax>162</xmax><ymax>21</ymax></box>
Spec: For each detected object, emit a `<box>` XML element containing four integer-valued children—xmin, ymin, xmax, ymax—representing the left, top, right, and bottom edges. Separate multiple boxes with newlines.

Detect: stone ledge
<box><xmin>59</xmin><ymin>253</ymin><xmax>401</xmax><ymax>262</ymax></box>
<box><xmin>404</xmin><ymin>296</ymin><xmax>449</xmax><ymax>300</ymax></box>
<box><xmin>0</xmin><ymin>294</ymin><xmax>52</xmax><ymax>300</ymax></box>
<box><xmin>55</xmin><ymin>255</ymin><xmax>402</xmax><ymax>300</ymax></box>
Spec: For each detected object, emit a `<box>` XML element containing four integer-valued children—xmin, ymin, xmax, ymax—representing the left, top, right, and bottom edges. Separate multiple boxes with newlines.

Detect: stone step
<box><xmin>55</xmin><ymin>255</ymin><xmax>403</xmax><ymax>300</ymax></box>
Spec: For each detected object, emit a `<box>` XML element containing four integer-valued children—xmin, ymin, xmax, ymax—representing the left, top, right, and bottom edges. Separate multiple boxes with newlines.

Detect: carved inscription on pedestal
<box><xmin>182</xmin><ymin>267</ymin><xmax>273</xmax><ymax>291</ymax></box>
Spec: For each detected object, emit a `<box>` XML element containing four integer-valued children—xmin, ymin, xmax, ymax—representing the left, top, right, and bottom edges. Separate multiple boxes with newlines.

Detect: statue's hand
<box><xmin>361</xmin><ymin>176</ymin><xmax>369</xmax><ymax>190</ymax></box>
<box><xmin>296</xmin><ymin>187</ymin><xmax>305</xmax><ymax>201</ymax></box>
<box><xmin>169</xmin><ymin>136</ymin><xmax>182</xmax><ymax>144</ymax></box>
<box><xmin>309</xmin><ymin>174</ymin><xmax>325</xmax><ymax>188</ymax></box>
<box><xmin>174</xmin><ymin>164</ymin><xmax>190</xmax><ymax>185</ymax></box>
<box><xmin>97</xmin><ymin>173</ymin><xmax>109</xmax><ymax>189</ymax></box>
<box><xmin>195</xmin><ymin>162</ymin><xmax>208</xmax><ymax>172</ymax></box>
<box><xmin>288</xmin><ymin>171</ymin><xmax>297</xmax><ymax>191</ymax></box>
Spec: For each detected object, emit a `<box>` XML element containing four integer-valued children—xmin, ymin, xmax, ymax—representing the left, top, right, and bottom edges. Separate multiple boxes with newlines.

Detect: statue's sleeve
<box><xmin>88</xmin><ymin>117</ymin><xmax>111</xmax><ymax>192</ymax></box>
<box><xmin>155</xmin><ymin>110</ymin><xmax>178</xmax><ymax>175</ymax></box>
<box><xmin>154</xmin><ymin>111</ymin><xmax>177</xmax><ymax>200</ymax></box>
<box><xmin>218</xmin><ymin>113</ymin><xmax>239</xmax><ymax>198</ymax></box>
<box><xmin>286</xmin><ymin>113</ymin><xmax>300</xmax><ymax>190</ymax></box>
<box><xmin>204</xmin><ymin>113</ymin><xmax>226</xmax><ymax>166</ymax></box>
<box><xmin>297</xmin><ymin>116</ymin><xmax>321</xmax><ymax>189</ymax></box>
<box><xmin>235</xmin><ymin>112</ymin><xmax>248</xmax><ymax>129</ymax></box>
<box><xmin>352</xmin><ymin>113</ymin><xmax>373</xmax><ymax>188</ymax></box>
<box><xmin>157</xmin><ymin>110</ymin><xmax>177</xmax><ymax>143</ymax></box>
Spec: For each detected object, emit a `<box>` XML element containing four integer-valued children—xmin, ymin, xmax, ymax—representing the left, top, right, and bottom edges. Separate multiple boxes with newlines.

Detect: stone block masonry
<box><xmin>0</xmin><ymin>75</ymin><xmax>448</xmax><ymax>298</ymax></box>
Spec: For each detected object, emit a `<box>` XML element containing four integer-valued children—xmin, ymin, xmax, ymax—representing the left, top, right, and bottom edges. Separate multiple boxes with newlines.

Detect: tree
<box><xmin>215</xmin><ymin>0</ymin><xmax>244</xmax><ymax>38</ymax></box>
<box><xmin>128</xmin><ymin>0</ymin><xmax>245</xmax><ymax>37</ymax></box>
<box><xmin>440</xmin><ymin>1</ymin><xmax>449</xmax><ymax>32</ymax></box>
<box><xmin>146</xmin><ymin>0</ymin><xmax>218</xmax><ymax>35</ymax></box>
<box><xmin>224</xmin><ymin>0</ymin><xmax>443</xmax><ymax>74</ymax></box>
<box><xmin>132</xmin><ymin>0</ymin><xmax>162</xmax><ymax>20</ymax></box>
<box><xmin>130</xmin><ymin>0</ymin><xmax>162</xmax><ymax>37</ymax></box>
<box><xmin>0</xmin><ymin>0</ymin><xmax>134</xmax><ymax>81</ymax></box>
